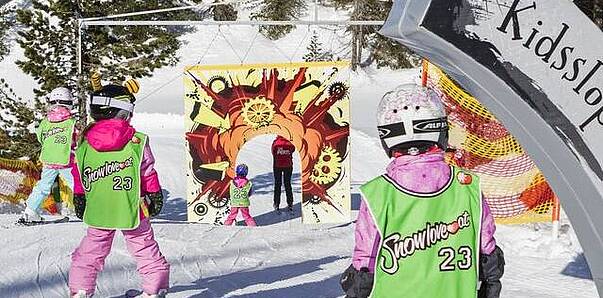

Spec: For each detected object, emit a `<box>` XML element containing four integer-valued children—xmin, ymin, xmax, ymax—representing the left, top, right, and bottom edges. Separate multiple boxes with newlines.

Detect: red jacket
<box><xmin>272</xmin><ymin>136</ymin><xmax>295</xmax><ymax>168</ymax></box>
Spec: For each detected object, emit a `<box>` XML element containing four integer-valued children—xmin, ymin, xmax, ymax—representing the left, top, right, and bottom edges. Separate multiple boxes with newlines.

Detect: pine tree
<box><xmin>251</xmin><ymin>0</ymin><xmax>306</xmax><ymax>40</ymax></box>
<box><xmin>0</xmin><ymin>7</ymin><xmax>42</xmax><ymax>159</ymax></box>
<box><xmin>15</xmin><ymin>0</ymin><xmax>215</xmax><ymax>127</ymax></box>
<box><xmin>0</xmin><ymin>78</ymin><xmax>44</xmax><ymax>159</ymax></box>
<box><xmin>9</xmin><ymin>0</ymin><xmax>235</xmax><ymax>158</ymax></box>
<box><xmin>303</xmin><ymin>31</ymin><xmax>333</xmax><ymax>62</ymax></box>
<box><xmin>575</xmin><ymin>0</ymin><xmax>602</xmax><ymax>29</ymax></box>
<box><xmin>329</xmin><ymin>0</ymin><xmax>418</xmax><ymax>70</ymax></box>
<box><xmin>211</xmin><ymin>0</ymin><xmax>238</xmax><ymax>21</ymax></box>
<box><xmin>0</xmin><ymin>6</ymin><xmax>11</xmax><ymax>60</ymax></box>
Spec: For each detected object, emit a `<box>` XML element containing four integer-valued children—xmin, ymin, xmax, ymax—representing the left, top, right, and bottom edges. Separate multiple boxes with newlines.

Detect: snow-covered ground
<box><xmin>0</xmin><ymin>1</ymin><xmax>599</xmax><ymax>297</ymax></box>
<box><xmin>0</xmin><ymin>113</ymin><xmax>598</xmax><ymax>298</ymax></box>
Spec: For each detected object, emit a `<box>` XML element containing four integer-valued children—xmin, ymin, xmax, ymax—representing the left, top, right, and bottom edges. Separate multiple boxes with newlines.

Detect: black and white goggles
<box><xmin>89</xmin><ymin>95</ymin><xmax>134</xmax><ymax>112</ymax></box>
<box><xmin>48</xmin><ymin>100</ymin><xmax>74</xmax><ymax>106</ymax></box>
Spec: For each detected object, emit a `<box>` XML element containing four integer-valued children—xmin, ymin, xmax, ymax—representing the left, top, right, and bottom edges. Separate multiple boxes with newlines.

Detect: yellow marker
<box><xmin>124</xmin><ymin>79</ymin><xmax>140</xmax><ymax>94</ymax></box>
<box><xmin>199</xmin><ymin>161</ymin><xmax>230</xmax><ymax>171</ymax></box>
<box><xmin>91</xmin><ymin>72</ymin><xmax>102</xmax><ymax>91</ymax></box>
<box><xmin>191</xmin><ymin>103</ymin><xmax>231</xmax><ymax>134</ymax></box>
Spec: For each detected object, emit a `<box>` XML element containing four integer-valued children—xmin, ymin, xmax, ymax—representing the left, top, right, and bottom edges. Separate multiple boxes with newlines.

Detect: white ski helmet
<box><xmin>47</xmin><ymin>87</ymin><xmax>76</xmax><ymax>107</ymax></box>
<box><xmin>377</xmin><ymin>84</ymin><xmax>448</xmax><ymax>157</ymax></box>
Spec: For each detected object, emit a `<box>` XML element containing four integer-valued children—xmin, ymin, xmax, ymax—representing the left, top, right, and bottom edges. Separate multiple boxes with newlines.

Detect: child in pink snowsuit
<box><xmin>19</xmin><ymin>87</ymin><xmax>79</xmax><ymax>223</ymax></box>
<box><xmin>224</xmin><ymin>164</ymin><xmax>257</xmax><ymax>226</ymax></box>
<box><xmin>69</xmin><ymin>82</ymin><xmax>169</xmax><ymax>298</ymax></box>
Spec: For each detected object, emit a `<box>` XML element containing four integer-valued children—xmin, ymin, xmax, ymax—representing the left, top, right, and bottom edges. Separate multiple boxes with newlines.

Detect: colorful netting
<box><xmin>0</xmin><ymin>157</ymin><xmax>72</xmax><ymax>214</ymax></box>
<box><xmin>426</xmin><ymin>61</ymin><xmax>557</xmax><ymax>224</ymax></box>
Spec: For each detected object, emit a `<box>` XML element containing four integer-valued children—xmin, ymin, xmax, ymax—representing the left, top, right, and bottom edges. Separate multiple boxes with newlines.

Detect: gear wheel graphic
<box><xmin>328</xmin><ymin>82</ymin><xmax>348</xmax><ymax>100</ymax></box>
<box><xmin>208</xmin><ymin>75</ymin><xmax>229</xmax><ymax>93</ymax></box>
<box><xmin>309</xmin><ymin>146</ymin><xmax>342</xmax><ymax>185</ymax></box>
<box><xmin>242</xmin><ymin>96</ymin><xmax>276</xmax><ymax>129</ymax></box>
<box><xmin>208</xmin><ymin>195</ymin><xmax>229</xmax><ymax>209</ymax></box>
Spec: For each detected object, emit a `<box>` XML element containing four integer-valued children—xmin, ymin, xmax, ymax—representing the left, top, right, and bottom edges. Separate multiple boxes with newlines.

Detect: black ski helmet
<box><xmin>89</xmin><ymin>80</ymin><xmax>139</xmax><ymax>120</ymax></box>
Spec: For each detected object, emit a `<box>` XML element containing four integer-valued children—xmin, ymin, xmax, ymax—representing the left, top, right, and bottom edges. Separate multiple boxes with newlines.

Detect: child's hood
<box><xmin>233</xmin><ymin>176</ymin><xmax>249</xmax><ymax>188</ymax></box>
<box><xmin>85</xmin><ymin>119</ymin><xmax>136</xmax><ymax>152</ymax></box>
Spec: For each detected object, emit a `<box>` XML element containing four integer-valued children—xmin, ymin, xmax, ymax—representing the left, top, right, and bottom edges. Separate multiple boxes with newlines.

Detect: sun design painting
<box><xmin>183</xmin><ymin>61</ymin><xmax>351</xmax><ymax>224</ymax></box>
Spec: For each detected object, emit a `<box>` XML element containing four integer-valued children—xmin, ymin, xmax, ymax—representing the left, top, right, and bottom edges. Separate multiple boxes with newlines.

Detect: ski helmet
<box><xmin>47</xmin><ymin>87</ymin><xmax>75</xmax><ymax>107</ymax></box>
<box><xmin>89</xmin><ymin>81</ymin><xmax>138</xmax><ymax>121</ymax></box>
<box><xmin>377</xmin><ymin>84</ymin><xmax>448</xmax><ymax>157</ymax></box>
<box><xmin>235</xmin><ymin>164</ymin><xmax>248</xmax><ymax>177</ymax></box>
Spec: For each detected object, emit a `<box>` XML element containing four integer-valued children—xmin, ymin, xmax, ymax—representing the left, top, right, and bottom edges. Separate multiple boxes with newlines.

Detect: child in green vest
<box><xmin>224</xmin><ymin>164</ymin><xmax>257</xmax><ymax>226</ymax></box>
<box><xmin>18</xmin><ymin>87</ymin><xmax>78</xmax><ymax>224</ymax></box>
<box><xmin>68</xmin><ymin>80</ymin><xmax>170</xmax><ymax>298</ymax></box>
<box><xmin>341</xmin><ymin>84</ymin><xmax>504</xmax><ymax>298</ymax></box>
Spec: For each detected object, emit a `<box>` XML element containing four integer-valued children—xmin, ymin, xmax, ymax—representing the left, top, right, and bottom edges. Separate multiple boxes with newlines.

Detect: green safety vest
<box><xmin>76</xmin><ymin>132</ymin><xmax>145</xmax><ymax>230</ymax></box>
<box><xmin>229</xmin><ymin>181</ymin><xmax>252</xmax><ymax>207</ymax></box>
<box><xmin>360</xmin><ymin>166</ymin><xmax>482</xmax><ymax>298</ymax></box>
<box><xmin>37</xmin><ymin>118</ymin><xmax>75</xmax><ymax>166</ymax></box>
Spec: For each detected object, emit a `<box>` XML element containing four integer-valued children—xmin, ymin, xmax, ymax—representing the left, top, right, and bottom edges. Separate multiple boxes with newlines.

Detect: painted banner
<box><xmin>184</xmin><ymin>62</ymin><xmax>351</xmax><ymax>224</ymax></box>
<box><xmin>381</xmin><ymin>0</ymin><xmax>603</xmax><ymax>293</ymax></box>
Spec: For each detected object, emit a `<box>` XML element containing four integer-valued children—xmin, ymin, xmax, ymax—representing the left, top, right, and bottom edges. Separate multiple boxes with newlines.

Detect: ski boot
<box><xmin>17</xmin><ymin>207</ymin><xmax>43</xmax><ymax>225</ymax></box>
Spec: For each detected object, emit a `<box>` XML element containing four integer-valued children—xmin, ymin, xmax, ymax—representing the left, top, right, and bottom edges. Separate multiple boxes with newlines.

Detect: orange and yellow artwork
<box><xmin>184</xmin><ymin>62</ymin><xmax>351</xmax><ymax>224</ymax></box>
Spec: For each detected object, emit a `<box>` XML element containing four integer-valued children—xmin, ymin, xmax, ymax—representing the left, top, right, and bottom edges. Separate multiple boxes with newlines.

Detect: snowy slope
<box><xmin>0</xmin><ymin>113</ymin><xmax>598</xmax><ymax>298</ymax></box>
<box><xmin>0</xmin><ymin>2</ymin><xmax>599</xmax><ymax>297</ymax></box>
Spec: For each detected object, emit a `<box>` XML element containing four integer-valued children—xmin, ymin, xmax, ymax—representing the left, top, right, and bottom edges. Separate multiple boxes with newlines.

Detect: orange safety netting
<box><xmin>0</xmin><ymin>157</ymin><xmax>72</xmax><ymax>214</ymax></box>
<box><xmin>426</xmin><ymin>61</ymin><xmax>558</xmax><ymax>224</ymax></box>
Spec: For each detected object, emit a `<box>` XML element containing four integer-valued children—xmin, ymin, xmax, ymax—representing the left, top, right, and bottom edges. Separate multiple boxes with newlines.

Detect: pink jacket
<box><xmin>233</xmin><ymin>176</ymin><xmax>253</xmax><ymax>196</ymax></box>
<box><xmin>352</xmin><ymin>149</ymin><xmax>497</xmax><ymax>273</ymax></box>
<box><xmin>72</xmin><ymin>119</ymin><xmax>161</xmax><ymax>199</ymax></box>
<box><xmin>44</xmin><ymin>105</ymin><xmax>77</xmax><ymax>169</ymax></box>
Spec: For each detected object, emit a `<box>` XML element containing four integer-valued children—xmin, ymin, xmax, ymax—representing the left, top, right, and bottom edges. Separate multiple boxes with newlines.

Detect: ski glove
<box><xmin>479</xmin><ymin>245</ymin><xmax>505</xmax><ymax>298</ymax></box>
<box><xmin>340</xmin><ymin>264</ymin><xmax>374</xmax><ymax>298</ymax></box>
<box><xmin>74</xmin><ymin>194</ymin><xmax>86</xmax><ymax>220</ymax></box>
<box><xmin>146</xmin><ymin>191</ymin><xmax>164</xmax><ymax>217</ymax></box>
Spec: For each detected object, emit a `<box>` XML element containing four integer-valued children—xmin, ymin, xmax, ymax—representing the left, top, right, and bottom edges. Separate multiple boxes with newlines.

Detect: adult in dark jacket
<box><xmin>272</xmin><ymin>135</ymin><xmax>295</xmax><ymax>212</ymax></box>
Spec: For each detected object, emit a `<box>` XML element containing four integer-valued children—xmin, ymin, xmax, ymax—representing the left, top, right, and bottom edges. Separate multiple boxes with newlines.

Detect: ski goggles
<box><xmin>48</xmin><ymin>100</ymin><xmax>74</xmax><ymax>106</ymax></box>
<box><xmin>89</xmin><ymin>95</ymin><xmax>135</xmax><ymax>112</ymax></box>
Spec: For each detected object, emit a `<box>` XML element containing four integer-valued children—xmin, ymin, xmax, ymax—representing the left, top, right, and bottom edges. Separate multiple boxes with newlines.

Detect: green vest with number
<box><xmin>360</xmin><ymin>166</ymin><xmax>481</xmax><ymax>298</ymax></box>
<box><xmin>76</xmin><ymin>132</ymin><xmax>145</xmax><ymax>230</ymax></box>
<box><xmin>37</xmin><ymin>118</ymin><xmax>75</xmax><ymax>166</ymax></box>
<box><xmin>229</xmin><ymin>181</ymin><xmax>252</xmax><ymax>207</ymax></box>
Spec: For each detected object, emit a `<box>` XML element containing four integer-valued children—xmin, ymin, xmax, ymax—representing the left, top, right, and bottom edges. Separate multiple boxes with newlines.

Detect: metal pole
<box><xmin>80</xmin><ymin>0</ymin><xmax>244</xmax><ymax>22</ymax></box>
<box><xmin>314</xmin><ymin>0</ymin><xmax>318</xmax><ymax>23</ymax></box>
<box><xmin>77</xmin><ymin>19</ymin><xmax>82</xmax><ymax>75</ymax></box>
<box><xmin>82</xmin><ymin>20</ymin><xmax>385</xmax><ymax>27</ymax></box>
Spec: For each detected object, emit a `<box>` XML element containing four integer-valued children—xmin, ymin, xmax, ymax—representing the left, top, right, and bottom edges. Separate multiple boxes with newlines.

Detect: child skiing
<box><xmin>224</xmin><ymin>164</ymin><xmax>257</xmax><ymax>226</ymax></box>
<box><xmin>18</xmin><ymin>87</ymin><xmax>77</xmax><ymax>224</ymax></box>
<box><xmin>340</xmin><ymin>84</ymin><xmax>504</xmax><ymax>298</ymax></box>
<box><xmin>68</xmin><ymin>79</ymin><xmax>170</xmax><ymax>298</ymax></box>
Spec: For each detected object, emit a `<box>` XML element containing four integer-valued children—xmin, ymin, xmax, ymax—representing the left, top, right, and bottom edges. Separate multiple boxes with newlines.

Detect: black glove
<box><xmin>479</xmin><ymin>245</ymin><xmax>505</xmax><ymax>298</ymax></box>
<box><xmin>74</xmin><ymin>194</ymin><xmax>86</xmax><ymax>220</ymax></box>
<box><xmin>146</xmin><ymin>191</ymin><xmax>164</xmax><ymax>217</ymax></box>
<box><xmin>340</xmin><ymin>264</ymin><xmax>374</xmax><ymax>298</ymax></box>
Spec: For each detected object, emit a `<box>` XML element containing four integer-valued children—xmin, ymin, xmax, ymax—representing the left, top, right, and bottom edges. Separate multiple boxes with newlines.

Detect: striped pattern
<box><xmin>0</xmin><ymin>158</ymin><xmax>72</xmax><ymax>213</ymax></box>
<box><xmin>91</xmin><ymin>72</ymin><xmax>103</xmax><ymax>91</ymax></box>
<box><xmin>427</xmin><ymin>62</ymin><xmax>556</xmax><ymax>224</ymax></box>
<box><xmin>124</xmin><ymin>79</ymin><xmax>140</xmax><ymax>94</ymax></box>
